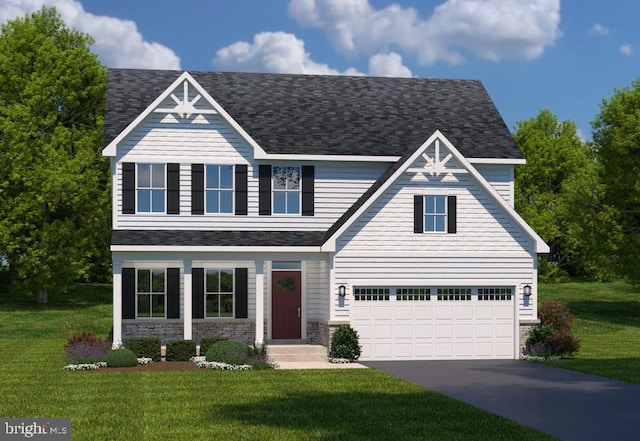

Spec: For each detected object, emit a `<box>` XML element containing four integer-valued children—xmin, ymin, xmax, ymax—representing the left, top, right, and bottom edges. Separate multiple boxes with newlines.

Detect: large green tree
<box><xmin>514</xmin><ymin>109</ymin><xmax>619</xmax><ymax>280</ymax></box>
<box><xmin>0</xmin><ymin>7</ymin><xmax>109</xmax><ymax>302</ymax></box>
<box><xmin>593</xmin><ymin>78</ymin><xmax>640</xmax><ymax>281</ymax></box>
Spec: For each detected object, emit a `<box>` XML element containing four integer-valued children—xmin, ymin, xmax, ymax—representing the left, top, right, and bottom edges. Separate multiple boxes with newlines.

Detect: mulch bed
<box><xmin>105</xmin><ymin>360</ymin><xmax>200</xmax><ymax>371</ymax></box>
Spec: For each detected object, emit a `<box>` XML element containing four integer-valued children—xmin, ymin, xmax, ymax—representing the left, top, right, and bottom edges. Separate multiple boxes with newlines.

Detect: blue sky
<box><xmin>1</xmin><ymin>1</ymin><xmax>638</xmax><ymax>140</ymax></box>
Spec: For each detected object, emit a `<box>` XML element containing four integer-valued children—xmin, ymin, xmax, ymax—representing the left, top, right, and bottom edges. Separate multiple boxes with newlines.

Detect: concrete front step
<box><xmin>267</xmin><ymin>344</ymin><xmax>328</xmax><ymax>363</ymax></box>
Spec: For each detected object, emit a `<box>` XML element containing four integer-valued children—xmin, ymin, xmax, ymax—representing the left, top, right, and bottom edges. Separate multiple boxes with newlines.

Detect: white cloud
<box><xmin>0</xmin><ymin>0</ymin><xmax>181</xmax><ymax>69</ymax></box>
<box><xmin>620</xmin><ymin>44</ymin><xmax>632</xmax><ymax>56</ymax></box>
<box><xmin>288</xmin><ymin>0</ymin><xmax>561</xmax><ymax>64</ymax></box>
<box><xmin>589</xmin><ymin>23</ymin><xmax>609</xmax><ymax>36</ymax></box>
<box><xmin>368</xmin><ymin>52</ymin><xmax>412</xmax><ymax>77</ymax></box>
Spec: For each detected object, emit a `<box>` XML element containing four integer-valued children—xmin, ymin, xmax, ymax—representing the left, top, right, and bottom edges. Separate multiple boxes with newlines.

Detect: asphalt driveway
<box><xmin>364</xmin><ymin>360</ymin><xmax>640</xmax><ymax>441</ymax></box>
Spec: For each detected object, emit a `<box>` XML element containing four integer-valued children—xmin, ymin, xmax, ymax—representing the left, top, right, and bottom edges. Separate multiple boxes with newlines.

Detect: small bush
<box><xmin>126</xmin><ymin>337</ymin><xmax>161</xmax><ymax>361</ymax></box>
<box><xmin>539</xmin><ymin>301</ymin><xmax>575</xmax><ymax>331</ymax></box>
<box><xmin>206</xmin><ymin>340</ymin><xmax>251</xmax><ymax>365</ymax></box>
<box><xmin>546</xmin><ymin>328</ymin><xmax>580</xmax><ymax>356</ymax></box>
<box><xmin>249</xmin><ymin>360</ymin><xmax>273</xmax><ymax>370</ymax></box>
<box><xmin>106</xmin><ymin>348</ymin><xmax>138</xmax><ymax>367</ymax></box>
<box><xmin>199</xmin><ymin>336</ymin><xmax>228</xmax><ymax>356</ymax></box>
<box><xmin>64</xmin><ymin>331</ymin><xmax>110</xmax><ymax>364</ymax></box>
<box><xmin>166</xmin><ymin>340</ymin><xmax>197</xmax><ymax>361</ymax></box>
<box><xmin>330</xmin><ymin>324</ymin><xmax>362</xmax><ymax>360</ymax></box>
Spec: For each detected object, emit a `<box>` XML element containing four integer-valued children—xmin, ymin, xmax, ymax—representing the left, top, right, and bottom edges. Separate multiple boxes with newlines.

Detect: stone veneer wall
<box><xmin>307</xmin><ymin>320</ymin><xmax>350</xmax><ymax>355</ymax></box>
<box><xmin>192</xmin><ymin>320</ymin><xmax>255</xmax><ymax>344</ymax></box>
<box><xmin>122</xmin><ymin>320</ymin><xmax>184</xmax><ymax>344</ymax></box>
<box><xmin>519</xmin><ymin>319</ymin><xmax>540</xmax><ymax>355</ymax></box>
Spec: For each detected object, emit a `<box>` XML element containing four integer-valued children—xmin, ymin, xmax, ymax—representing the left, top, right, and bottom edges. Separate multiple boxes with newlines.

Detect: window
<box><xmin>205</xmin><ymin>165</ymin><xmax>234</xmax><ymax>213</ymax></box>
<box><xmin>354</xmin><ymin>287</ymin><xmax>390</xmax><ymax>301</ymax></box>
<box><xmin>424</xmin><ymin>195</ymin><xmax>446</xmax><ymax>232</ymax></box>
<box><xmin>206</xmin><ymin>269</ymin><xmax>234</xmax><ymax>318</ymax></box>
<box><xmin>137</xmin><ymin>163</ymin><xmax>165</xmax><ymax>213</ymax></box>
<box><xmin>397</xmin><ymin>288</ymin><xmax>431</xmax><ymax>301</ymax></box>
<box><xmin>137</xmin><ymin>269</ymin><xmax>165</xmax><ymax>318</ymax></box>
<box><xmin>272</xmin><ymin>166</ymin><xmax>301</xmax><ymax>214</ymax></box>
<box><xmin>437</xmin><ymin>288</ymin><xmax>472</xmax><ymax>301</ymax></box>
<box><xmin>478</xmin><ymin>288</ymin><xmax>513</xmax><ymax>301</ymax></box>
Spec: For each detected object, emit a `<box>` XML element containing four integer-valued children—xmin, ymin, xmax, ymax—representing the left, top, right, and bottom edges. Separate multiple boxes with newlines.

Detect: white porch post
<box><xmin>112</xmin><ymin>256</ymin><xmax>122</xmax><ymax>348</ymax></box>
<box><xmin>255</xmin><ymin>259</ymin><xmax>265</xmax><ymax>345</ymax></box>
<box><xmin>183</xmin><ymin>259</ymin><xmax>193</xmax><ymax>340</ymax></box>
<box><xmin>329</xmin><ymin>253</ymin><xmax>336</xmax><ymax>321</ymax></box>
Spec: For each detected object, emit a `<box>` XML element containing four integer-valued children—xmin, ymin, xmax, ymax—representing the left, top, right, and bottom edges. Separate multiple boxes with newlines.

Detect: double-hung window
<box><xmin>205</xmin><ymin>165</ymin><xmax>234</xmax><ymax>213</ymax></box>
<box><xmin>424</xmin><ymin>195</ymin><xmax>447</xmax><ymax>232</ymax></box>
<box><xmin>137</xmin><ymin>269</ymin><xmax>165</xmax><ymax>318</ymax></box>
<box><xmin>272</xmin><ymin>166</ymin><xmax>301</xmax><ymax>214</ymax></box>
<box><xmin>137</xmin><ymin>164</ymin><xmax>165</xmax><ymax>213</ymax></box>
<box><xmin>206</xmin><ymin>269</ymin><xmax>234</xmax><ymax>318</ymax></box>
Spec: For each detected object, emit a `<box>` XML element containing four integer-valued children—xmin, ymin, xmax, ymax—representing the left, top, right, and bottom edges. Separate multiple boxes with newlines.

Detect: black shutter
<box><xmin>447</xmin><ymin>196</ymin><xmax>457</xmax><ymax>234</ymax></box>
<box><xmin>414</xmin><ymin>195</ymin><xmax>424</xmax><ymax>233</ymax></box>
<box><xmin>235</xmin><ymin>165</ymin><xmax>248</xmax><ymax>215</ymax></box>
<box><xmin>235</xmin><ymin>268</ymin><xmax>248</xmax><ymax>319</ymax></box>
<box><xmin>191</xmin><ymin>164</ymin><xmax>204</xmax><ymax>215</ymax></box>
<box><xmin>258</xmin><ymin>165</ymin><xmax>271</xmax><ymax>215</ymax></box>
<box><xmin>302</xmin><ymin>165</ymin><xmax>315</xmax><ymax>216</ymax></box>
<box><xmin>122</xmin><ymin>268</ymin><xmax>136</xmax><ymax>319</ymax></box>
<box><xmin>192</xmin><ymin>268</ymin><xmax>204</xmax><ymax>319</ymax></box>
<box><xmin>122</xmin><ymin>163</ymin><xmax>136</xmax><ymax>214</ymax></box>
<box><xmin>167</xmin><ymin>268</ymin><xmax>180</xmax><ymax>319</ymax></box>
<box><xmin>167</xmin><ymin>163</ymin><xmax>180</xmax><ymax>215</ymax></box>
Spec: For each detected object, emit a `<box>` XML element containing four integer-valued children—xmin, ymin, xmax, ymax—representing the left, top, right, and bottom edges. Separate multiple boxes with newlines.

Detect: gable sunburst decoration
<box><xmin>154</xmin><ymin>80</ymin><xmax>218</xmax><ymax>119</ymax></box>
<box><xmin>407</xmin><ymin>137</ymin><xmax>467</xmax><ymax>180</ymax></box>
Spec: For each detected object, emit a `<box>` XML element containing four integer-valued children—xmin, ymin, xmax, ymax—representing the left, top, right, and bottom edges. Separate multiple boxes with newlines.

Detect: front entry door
<box><xmin>272</xmin><ymin>271</ymin><xmax>302</xmax><ymax>339</ymax></box>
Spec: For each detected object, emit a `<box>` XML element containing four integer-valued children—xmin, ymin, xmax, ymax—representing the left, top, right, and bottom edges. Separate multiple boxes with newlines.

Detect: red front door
<box><xmin>272</xmin><ymin>271</ymin><xmax>302</xmax><ymax>339</ymax></box>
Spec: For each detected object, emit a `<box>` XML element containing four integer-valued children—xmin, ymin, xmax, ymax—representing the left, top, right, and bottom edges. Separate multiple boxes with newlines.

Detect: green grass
<box><xmin>538</xmin><ymin>280</ymin><xmax>640</xmax><ymax>383</ymax></box>
<box><xmin>0</xmin><ymin>284</ymin><xmax>556</xmax><ymax>441</ymax></box>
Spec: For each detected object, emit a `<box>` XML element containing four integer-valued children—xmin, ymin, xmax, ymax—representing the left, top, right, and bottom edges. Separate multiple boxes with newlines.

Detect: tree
<box><xmin>593</xmin><ymin>78</ymin><xmax>640</xmax><ymax>281</ymax></box>
<box><xmin>514</xmin><ymin>109</ymin><xmax>619</xmax><ymax>280</ymax></box>
<box><xmin>0</xmin><ymin>7</ymin><xmax>109</xmax><ymax>302</ymax></box>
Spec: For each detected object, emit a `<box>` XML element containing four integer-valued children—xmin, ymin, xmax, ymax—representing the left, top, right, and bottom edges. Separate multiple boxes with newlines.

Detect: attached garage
<box><xmin>351</xmin><ymin>287</ymin><xmax>516</xmax><ymax>360</ymax></box>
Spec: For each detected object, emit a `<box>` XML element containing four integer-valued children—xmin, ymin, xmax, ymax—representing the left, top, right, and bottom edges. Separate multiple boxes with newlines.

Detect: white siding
<box><xmin>475</xmin><ymin>164</ymin><xmax>514</xmax><ymax>206</ymax></box>
<box><xmin>113</xmin><ymin>113</ymin><xmax>389</xmax><ymax>230</ymax></box>
<box><xmin>305</xmin><ymin>260</ymin><xmax>330</xmax><ymax>320</ymax></box>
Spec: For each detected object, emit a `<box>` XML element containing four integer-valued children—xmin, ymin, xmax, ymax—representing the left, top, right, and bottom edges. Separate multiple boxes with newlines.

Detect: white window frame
<box><xmin>424</xmin><ymin>195</ymin><xmax>447</xmax><ymax>233</ymax></box>
<box><xmin>205</xmin><ymin>268</ymin><xmax>235</xmax><ymax>318</ymax></box>
<box><xmin>272</xmin><ymin>165</ymin><xmax>301</xmax><ymax>215</ymax></box>
<box><xmin>205</xmin><ymin>164</ymin><xmax>234</xmax><ymax>214</ymax></box>
<box><xmin>136</xmin><ymin>163</ymin><xmax>166</xmax><ymax>213</ymax></box>
<box><xmin>136</xmin><ymin>268</ymin><xmax>166</xmax><ymax>319</ymax></box>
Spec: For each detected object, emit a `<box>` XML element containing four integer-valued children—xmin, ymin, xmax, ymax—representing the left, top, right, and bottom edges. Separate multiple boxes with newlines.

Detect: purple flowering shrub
<box><xmin>64</xmin><ymin>331</ymin><xmax>111</xmax><ymax>364</ymax></box>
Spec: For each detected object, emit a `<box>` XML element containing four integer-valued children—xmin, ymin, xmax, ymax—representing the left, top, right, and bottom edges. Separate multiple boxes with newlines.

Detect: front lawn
<box><xmin>0</xmin><ymin>285</ymin><xmax>555</xmax><ymax>440</ymax></box>
<box><xmin>539</xmin><ymin>280</ymin><xmax>640</xmax><ymax>383</ymax></box>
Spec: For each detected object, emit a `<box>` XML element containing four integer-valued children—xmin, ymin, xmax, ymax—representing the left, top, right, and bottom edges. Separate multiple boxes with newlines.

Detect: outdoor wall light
<box><xmin>338</xmin><ymin>285</ymin><xmax>347</xmax><ymax>297</ymax></box>
<box><xmin>523</xmin><ymin>284</ymin><xmax>532</xmax><ymax>297</ymax></box>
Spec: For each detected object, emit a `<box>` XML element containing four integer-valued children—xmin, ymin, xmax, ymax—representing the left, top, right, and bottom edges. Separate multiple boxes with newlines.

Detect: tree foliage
<box><xmin>0</xmin><ymin>7</ymin><xmax>109</xmax><ymax>301</ymax></box>
<box><xmin>593</xmin><ymin>78</ymin><xmax>640</xmax><ymax>281</ymax></box>
<box><xmin>514</xmin><ymin>109</ymin><xmax>619</xmax><ymax>281</ymax></box>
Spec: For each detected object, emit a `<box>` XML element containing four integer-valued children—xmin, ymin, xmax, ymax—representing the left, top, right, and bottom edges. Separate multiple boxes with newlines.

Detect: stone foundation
<box><xmin>192</xmin><ymin>320</ymin><xmax>255</xmax><ymax>344</ymax></box>
<box><xmin>519</xmin><ymin>319</ymin><xmax>540</xmax><ymax>354</ymax></box>
<box><xmin>122</xmin><ymin>320</ymin><xmax>184</xmax><ymax>344</ymax></box>
<box><xmin>306</xmin><ymin>320</ymin><xmax>350</xmax><ymax>355</ymax></box>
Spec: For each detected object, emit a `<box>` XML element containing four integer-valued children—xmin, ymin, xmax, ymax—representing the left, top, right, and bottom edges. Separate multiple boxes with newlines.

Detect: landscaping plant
<box><xmin>106</xmin><ymin>348</ymin><xmax>138</xmax><ymax>367</ymax></box>
<box><xmin>330</xmin><ymin>324</ymin><xmax>362</xmax><ymax>360</ymax></box>
<box><xmin>126</xmin><ymin>336</ymin><xmax>161</xmax><ymax>361</ymax></box>
<box><xmin>166</xmin><ymin>339</ymin><xmax>196</xmax><ymax>361</ymax></box>
<box><xmin>198</xmin><ymin>336</ymin><xmax>228</xmax><ymax>356</ymax></box>
<box><xmin>526</xmin><ymin>301</ymin><xmax>580</xmax><ymax>357</ymax></box>
<box><xmin>64</xmin><ymin>331</ymin><xmax>110</xmax><ymax>364</ymax></box>
<box><xmin>205</xmin><ymin>340</ymin><xmax>251</xmax><ymax>365</ymax></box>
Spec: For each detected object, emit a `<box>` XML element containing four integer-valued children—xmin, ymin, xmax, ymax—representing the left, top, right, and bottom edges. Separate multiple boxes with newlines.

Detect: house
<box><xmin>102</xmin><ymin>69</ymin><xmax>549</xmax><ymax>361</ymax></box>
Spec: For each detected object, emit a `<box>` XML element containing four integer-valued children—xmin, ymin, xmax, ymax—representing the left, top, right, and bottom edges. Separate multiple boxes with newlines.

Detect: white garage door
<box><xmin>351</xmin><ymin>287</ymin><xmax>515</xmax><ymax>360</ymax></box>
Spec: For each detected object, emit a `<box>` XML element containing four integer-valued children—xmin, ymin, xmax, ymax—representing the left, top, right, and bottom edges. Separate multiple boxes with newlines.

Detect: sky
<box><xmin>0</xmin><ymin>0</ymin><xmax>638</xmax><ymax>140</ymax></box>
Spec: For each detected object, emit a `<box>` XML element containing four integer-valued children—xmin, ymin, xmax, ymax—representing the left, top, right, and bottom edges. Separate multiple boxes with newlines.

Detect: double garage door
<box><xmin>351</xmin><ymin>287</ymin><xmax>515</xmax><ymax>360</ymax></box>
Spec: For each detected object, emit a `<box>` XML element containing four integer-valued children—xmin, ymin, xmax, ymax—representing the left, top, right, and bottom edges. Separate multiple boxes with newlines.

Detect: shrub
<box><xmin>64</xmin><ymin>331</ymin><xmax>110</xmax><ymax>364</ymax></box>
<box><xmin>126</xmin><ymin>337</ymin><xmax>161</xmax><ymax>361</ymax></box>
<box><xmin>546</xmin><ymin>328</ymin><xmax>580</xmax><ymax>356</ymax></box>
<box><xmin>166</xmin><ymin>340</ymin><xmax>197</xmax><ymax>361</ymax></box>
<box><xmin>539</xmin><ymin>301</ymin><xmax>575</xmax><ymax>331</ymax></box>
<box><xmin>249</xmin><ymin>360</ymin><xmax>273</xmax><ymax>370</ymax></box>
<box><xmin>330</xmin><ymin>324</ymin><xmax>362</xmax><ymax>360</ymax></box>
<box><xmin>199</xmin><ymin>336</ymin><xmax>228</xmax><ymax>356</ymax></box>
<box><xmin>206</xmin><ymin>340</ymin><xmax>251</xmax><ymax>365</ymax></box>
<box><xmin>526</xmin><ymin>325</ymin><xmax>553</xmax><ymax>346</ymax></box>
<box><xmin>106</xmin><ymin>348</ymin><xmax>138</xmax><ymax>367</ymax></box>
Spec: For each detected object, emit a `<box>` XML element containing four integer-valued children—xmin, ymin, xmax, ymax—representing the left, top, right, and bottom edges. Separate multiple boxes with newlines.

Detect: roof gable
<box><xmin>322</xmin><ymin>130</ymin><xmax>549</xmax><ymax>254</ymax></box>
<box><xmin>103</xmin><ymin>69</ymin><xmax>523</xmax><ymax>160</ymax></box>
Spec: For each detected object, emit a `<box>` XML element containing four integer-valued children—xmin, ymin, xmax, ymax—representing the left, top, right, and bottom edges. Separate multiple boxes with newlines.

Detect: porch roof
<box><xmin>111</xmin><ymin>230</ymin><xmax>327</xmax><ymax>247</ymax></box>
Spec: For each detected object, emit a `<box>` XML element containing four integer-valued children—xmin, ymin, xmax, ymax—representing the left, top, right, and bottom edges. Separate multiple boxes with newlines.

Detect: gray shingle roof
<box><xmin>104</xmin><ymin>69</ymin><xmax>522</xmax><ymax>159</ymax></box>
<box><xmin>112</xmin><ymin>230</ymin><xmax>326</xmax><ymax>247</ymax></box>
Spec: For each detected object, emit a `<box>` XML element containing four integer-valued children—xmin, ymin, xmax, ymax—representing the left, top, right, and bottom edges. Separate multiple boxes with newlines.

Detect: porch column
<box><xmin>112</xmin><ymin>256</ymin><xmax>122</xmax><ymax>348</ymax></box>
<box><xmin>183</xmin><ymin>259</ymin><xmax>193</xmax><ymax>340</ymax></box>
<box><xmin>255</xmin><ymin>259</ymin><xmax>265</xmax><ymax>345</ymax></box>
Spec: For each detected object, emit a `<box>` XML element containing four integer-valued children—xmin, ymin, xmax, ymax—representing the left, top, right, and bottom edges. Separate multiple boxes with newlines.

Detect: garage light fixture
<box><xmin>523</xmin><ymin>285</ymin><xmax>532</xmax><ymax>297</ymax></box>
<box><xmin>338</xmin><ymin>285</ymin><xmax>347</xmax><ymax>297</ymax></box>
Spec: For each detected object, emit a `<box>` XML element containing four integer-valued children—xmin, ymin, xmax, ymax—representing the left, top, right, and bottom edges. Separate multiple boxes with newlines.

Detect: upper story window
<box><xmin>424</xmin><ymin>195</ymin><xmax>446</xmax><ymax>232</ymax></box>
<box><xmin>137</xmin><ymin>164</ymin><xmax>165</xmax><ymax>213</ymax></box>
<box><xmin>206</xmin><ymin>165</ymin><xmax>234</xmax><ymax>213</ymax></box>
<box><xmin>272</xmin><ymin>166</ymin><xmax>301</xmax><ymax>214</ymax></box>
